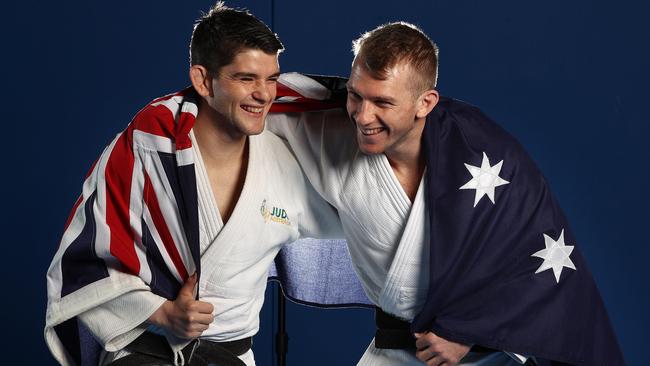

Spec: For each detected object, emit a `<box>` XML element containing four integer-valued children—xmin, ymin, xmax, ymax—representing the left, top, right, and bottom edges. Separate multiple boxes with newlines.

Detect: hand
<box><xmin>148</xmin><ymin>273</ymin><xmax>214</xmax><ymax>339</ymax></box>
<box><xmin>414</xmin><ymin>331</ymin><xmax>470</xmax><ymax>366</ymax></box>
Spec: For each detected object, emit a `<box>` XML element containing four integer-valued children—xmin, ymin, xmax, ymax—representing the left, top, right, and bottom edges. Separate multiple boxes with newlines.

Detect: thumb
<box><xmin>414</xmin><ymin>332</ymin><xmax>424</xmax><ymax>339</ymax></box>
<box><xmin>179</xmin><ymin>273</ymin><xmax>198</xmax><ymax>297</ymax></box>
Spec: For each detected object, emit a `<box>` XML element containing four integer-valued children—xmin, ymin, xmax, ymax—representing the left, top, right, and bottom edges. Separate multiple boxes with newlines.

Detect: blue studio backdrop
<box><xmin>3</xmin><ymin>0</ymin><xmax>648</xmax><ymax>364</ymax></box>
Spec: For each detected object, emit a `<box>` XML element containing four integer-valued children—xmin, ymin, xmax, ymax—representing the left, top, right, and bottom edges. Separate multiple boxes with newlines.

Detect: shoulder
<box><xmin>434</xmin><ymin>98</ymin><xmax>514</xmax><ymax>143</ymax></box>
<box><xmin>129</xmin><ymin>88</ymin><xmax>197</xmax><ymax>140</ymax></box>
<box><xmin>267</xmin><ymin>107</ymin><xmax>357</xmax><ymax>166</ymax></box>
<box><xmin>268</xmin><ymin>107</ymin><xmax>352</xmax><ymax>133</ymax></box>
<box><xmin>428</xmin><ymin>97</ymin><xmax>546</xmax><ymax>192</ymax></box>
<box><xmin>253</xmin><ymin>130</ymin><xmax>303</xmax><ymax>173</ymax></box>
<box><xmin>432</xmin><ymin>97</ymin><xmax>530</xmax><ymax>161</ymax></box>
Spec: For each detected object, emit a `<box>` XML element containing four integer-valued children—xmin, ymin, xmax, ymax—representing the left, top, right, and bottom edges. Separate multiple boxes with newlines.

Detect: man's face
<box><xmin>346</xmin><ymin>61</ymin><xmax>425</xmax><ymax>156</ymax></box>
<box><xmin>207</xmin><ymin>48</ymin><xmax>280</xmax><ymax>137</ymax></box>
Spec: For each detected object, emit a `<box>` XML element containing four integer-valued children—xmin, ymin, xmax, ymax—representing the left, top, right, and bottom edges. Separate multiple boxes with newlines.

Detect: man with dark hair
<box><xmin>269</xmin><ymin>22</ymin><xmax>624</xmax><ymax>365</ymax></box>
<box><xmin>44</xmin><ymin>3</ymin><xmax>344</xmax><ymax>366</ymax></box>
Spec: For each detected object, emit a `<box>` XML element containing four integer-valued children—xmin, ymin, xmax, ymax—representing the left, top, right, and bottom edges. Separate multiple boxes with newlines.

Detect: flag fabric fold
<box><xmin>412</xmin><ymin>97</ymin><xmax>625</xmax><ymax>365</ymax></box>
<box><xmin>45</xmin><ymin>89</ymin><xmax>201</xmax><ymax>366</ymax></box>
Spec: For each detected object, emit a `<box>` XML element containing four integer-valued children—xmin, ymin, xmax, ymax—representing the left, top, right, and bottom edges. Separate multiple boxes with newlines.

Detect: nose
<box><xmin>252</xmin><ymin>80</ymin><xmax>273</xmax><ymax>104</ymax></box>
<box><xmin>353</xmin><ymin>100</ymin><xmax>375</xmax><ymax>125</ymax></box>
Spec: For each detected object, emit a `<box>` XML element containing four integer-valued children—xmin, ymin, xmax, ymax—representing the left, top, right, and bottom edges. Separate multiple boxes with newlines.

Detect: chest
<box><xmin>338</xmin><ymin>154</ymin><xmax>413</xmax><ymax>250</ymax></box>
<box><xmin>205</xmin><ymin>161</ymin><xmax>247</xmax><ymax>224</ymax></box>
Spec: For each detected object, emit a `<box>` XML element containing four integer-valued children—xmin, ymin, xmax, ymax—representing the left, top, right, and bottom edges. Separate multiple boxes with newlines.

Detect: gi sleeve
<box><xmin>77</xmin><ymin>290</ymin><xmax>166</xmax><ymax>351</ymax></box>
<box><xmin>294</xmin><ymin>169</ymin><xmax>344</xmax><ymax>240</ymax></box>
<box><xmin>267</xmin><ymin>108</ymin><xmax>355</xmax><ymax>206</ymax></box>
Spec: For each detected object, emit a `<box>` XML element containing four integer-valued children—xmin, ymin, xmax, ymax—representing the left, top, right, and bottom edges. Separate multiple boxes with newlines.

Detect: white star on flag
<box><xmin>532</xmin><ymin>229</ymin><xmax>576</xmax><ymax>283</ymax></box>
<box><xmin>459</xmin><ymin>152</ymin><xmax>509</xmax><ymax>207</ymax></box>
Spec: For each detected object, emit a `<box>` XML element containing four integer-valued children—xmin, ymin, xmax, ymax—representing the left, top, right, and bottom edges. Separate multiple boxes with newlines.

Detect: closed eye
<box><xmin>375</xmin><ymin>100</ymin><xmax>394</xmax><ymax>108</ymax></box>
<box><xmin>347</xmin><ymin>90</ymin><xmax>361</xmax><ymax>100</ymax></box>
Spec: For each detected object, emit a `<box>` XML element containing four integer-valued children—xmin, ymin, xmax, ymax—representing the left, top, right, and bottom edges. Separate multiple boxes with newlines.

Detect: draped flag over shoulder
<box><xmin>45</xmin><ymin>89</ymin><xmax>201</xmax><ymax>366</ymax></box>
<box><xmin>413</xmin><ymin>98</ymin><xmax>625</xmax><ymax>365</ymax></box>
<box><xmin>271</xmin><ymin>73</ymin><xmax>625</xmax><ymax>366</ymax></box>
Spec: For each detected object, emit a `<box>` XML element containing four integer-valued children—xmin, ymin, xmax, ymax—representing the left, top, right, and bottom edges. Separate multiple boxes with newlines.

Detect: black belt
<box><xmin>107</xmin><ymin>331</ymin><xmax>252</xmax><ymax>366</ymax></box>
<box><xmin>374</xmin><ymin>307</ymin><xmax>416</xmax><ymax>349</ymax></box>
<box><xmin>374</xmin><ymin>307</ymin><xmax>538</xmax><ymax>364</ymax></box>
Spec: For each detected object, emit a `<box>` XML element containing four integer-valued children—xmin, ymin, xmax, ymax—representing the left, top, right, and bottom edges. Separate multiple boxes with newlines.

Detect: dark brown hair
<box><xmin>190</xmin><ymin>2</ymin><xmax>284</xmax><ymax>75</ymax></box>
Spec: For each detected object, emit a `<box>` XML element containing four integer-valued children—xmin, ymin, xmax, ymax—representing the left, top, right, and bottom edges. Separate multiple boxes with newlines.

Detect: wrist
<box><xmin>148</xmin><ymin>300</ymin><xmax>172</xmax><ymax>328</ymax></box>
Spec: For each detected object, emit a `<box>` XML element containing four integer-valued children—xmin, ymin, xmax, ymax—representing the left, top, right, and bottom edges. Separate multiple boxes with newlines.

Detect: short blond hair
<box><xmin>352</xmin><ymin>22</ymin><xmax>439</xmax><ymax>93</ymax></box>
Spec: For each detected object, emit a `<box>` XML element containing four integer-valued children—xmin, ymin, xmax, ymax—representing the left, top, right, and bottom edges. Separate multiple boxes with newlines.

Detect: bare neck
<box><xmin>192</xmin><ymin>101</ymin><xmax>250</xmax><ymax>223</ymax></box>
<box><xmin>386</xmin><ymin>152</ymin><xmax>425</xmax><ymax>203</ymax></box>
<box><xmin>385</xmin><ymin>122</ymin><xmax>426</xmax><ymax>202</ymax></box>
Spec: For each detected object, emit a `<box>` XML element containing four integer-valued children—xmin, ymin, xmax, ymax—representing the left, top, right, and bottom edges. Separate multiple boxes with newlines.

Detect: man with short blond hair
<box><xmin>269</xmin><ymin>21</ymin><xmax>624</xmax><ymax>366</ymax></box>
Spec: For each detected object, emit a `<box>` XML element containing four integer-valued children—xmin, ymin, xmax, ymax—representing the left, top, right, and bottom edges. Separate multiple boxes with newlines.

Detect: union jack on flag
<box><xmin>45</xmin><ymin>89</ymin><xmax>202</xmax><ymax>366</ymax></box>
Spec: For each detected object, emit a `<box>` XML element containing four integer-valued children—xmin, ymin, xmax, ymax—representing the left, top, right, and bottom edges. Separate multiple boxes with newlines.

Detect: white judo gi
<box><xmin>77</xmin><ymin>128</ymin><xmax>342</xmax><ymax>366</ymax></box>
<box><xmin>268</xmin><ymin>104</ymin><xmax>523</xmax><ymax>366</ymax></box>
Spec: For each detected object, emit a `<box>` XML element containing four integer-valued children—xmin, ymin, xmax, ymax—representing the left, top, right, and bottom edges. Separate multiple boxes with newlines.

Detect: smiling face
<box><xmin>200</xmin><ymin>48</ymin><xmax>280</xmax><ymax>138</ymax></box>
<box><xmin>346</xmin><ymin>60</ymin><xmax>437</xmax><ymax>158</ymax></box>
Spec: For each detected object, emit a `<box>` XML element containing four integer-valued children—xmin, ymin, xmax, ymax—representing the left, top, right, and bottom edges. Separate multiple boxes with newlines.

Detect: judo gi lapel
<box><xmin>376</xmin><ymin>160</ymin><xmax>430</xmax><ymax>320</ymax></box>
<box><xmin>196</xmin><ymin>134</ymin><xmax>262</xmax><ymax>270</ymax></box>
<box><xmin>412</xmin><ymin>97</ymin><xmax>625</xmax><ymax>365</ymax></box>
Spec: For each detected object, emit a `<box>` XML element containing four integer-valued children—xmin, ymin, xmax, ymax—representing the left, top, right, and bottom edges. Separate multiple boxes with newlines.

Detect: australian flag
<box><xmin>412</xmin><ymin>97</ymin><xmax>625</xmax><ymax>365</ymax></box>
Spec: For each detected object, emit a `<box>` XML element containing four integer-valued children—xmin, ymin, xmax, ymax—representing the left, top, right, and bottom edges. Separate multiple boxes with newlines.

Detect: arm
<box><xmin>294</xmin><ymin>170</ymin><xmax>344</xmax><ymax>240</ymax></box>
<box><xmin>267</xmin><ymin>109</ymin><xmax>354</xmax><ymax>203</ymax></box>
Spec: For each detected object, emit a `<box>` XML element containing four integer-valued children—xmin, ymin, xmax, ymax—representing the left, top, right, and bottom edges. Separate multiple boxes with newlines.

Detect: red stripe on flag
<box><xmin>131</xmin><ymin>88</ymin><xmax>196</xmax><ymax>150</ymax></box>
<box><xmin>62</xmin><ymin>194</ymin><xmax>83</xmax><ymax>233</ymax></box>
<box><xmin>105</xmin><ymin>131</ymin><xmax>140</xmax><ymax>275</ymax></box>
<box><xmin>276</xmin><ymin>83</ymin><xmax>304</xmax><ymax>98</ymax></box>
<box><xmin>149</xmin><ymin>90</ymin><xmax>183</xmax><ymax>105</ymax></box>
<box><xmin>143</xmin><ymin>172</ymin><xmax>189</xmax><ymax>281</ymax></box>
<box><xmin>130</xmin><ymin>89</ymin><xmax>191</xmax><ymax>139</ymax></box>
<box><xmin>175</xmin><ymin>110</ymin><xmax>196</xmax><ymax>150</ymax></box>
<box><xmin>130</xmin><ymin>107</ymin><xmax>176</xmax><ymax>139</ymax></box>
<box><xmin>270</xmin><ymin>100</ymin><xmax>344</xmax><ymax>113</ymax></box>
<box><xmin>62</xmin><ymin>158</ymin><xmax>100</xmax><ymax>233</ymax></box>
<box><xmin>175</xmin><ymin>87</ymin><xmax>197</xmax><ymax>149</ymax></box>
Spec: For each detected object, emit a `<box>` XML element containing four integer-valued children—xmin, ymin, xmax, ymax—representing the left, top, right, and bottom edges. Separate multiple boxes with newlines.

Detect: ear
<box><xmin>415</xmin><ymin>89</ymin><xmax>439</xmax><ymax>119</ymax></box>
<box><xmin>189</xmin><ymin>65</ymin><xmax>213</xmax><ymax>97</ymax></box>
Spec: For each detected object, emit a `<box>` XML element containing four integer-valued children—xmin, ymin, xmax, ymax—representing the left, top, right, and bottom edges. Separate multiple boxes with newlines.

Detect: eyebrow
<box><xmin>346</xmin><ymin>83</ymin><xmax>397</xmax><ymax>104</ymax></box>
<box><xmin>231</xmin><ymin>72</ymin><xmax>281</xmax><ymax>79</ymax></box>
<box><xmin>374</xmin><ymin>96</ymin><xmax>397</xmax><ymax>104</ymax></box>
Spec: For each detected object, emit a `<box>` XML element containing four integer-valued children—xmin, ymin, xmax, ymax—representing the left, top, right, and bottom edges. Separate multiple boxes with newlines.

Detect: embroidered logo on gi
<box><xmin>260</xmin><ymin>199</ymin><xmax>291</xmax><ymax>225</ymax></box>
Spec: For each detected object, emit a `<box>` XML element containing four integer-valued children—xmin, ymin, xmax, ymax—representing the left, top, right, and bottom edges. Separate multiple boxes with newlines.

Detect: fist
<box><xmin>414</xmin><ymin>331</ymin><xmax>470</xmax><ymax>366</ymax></box>
<box><xmin>150</xmin><ymin>273</ymin><xmax>215</xmax><ymax>339</ymax></box>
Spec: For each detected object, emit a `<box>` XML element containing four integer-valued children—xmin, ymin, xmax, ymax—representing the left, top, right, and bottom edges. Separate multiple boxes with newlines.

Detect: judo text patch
<box><xmin>260</xmin><ymin>199</ymin><xmax>291</xmax><ymax>225</ymax></box>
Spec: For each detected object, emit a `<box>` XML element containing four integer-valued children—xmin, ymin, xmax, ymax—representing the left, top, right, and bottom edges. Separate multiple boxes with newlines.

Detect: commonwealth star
<box><xmin>459</xmin><ymin>152</ymin><xmax>509</xmax><ymax>207</ymax></box>
<box><xmin>532</xmin><ymin>229</ymin><xmax>576</xmax><ymax>283</ymax></box>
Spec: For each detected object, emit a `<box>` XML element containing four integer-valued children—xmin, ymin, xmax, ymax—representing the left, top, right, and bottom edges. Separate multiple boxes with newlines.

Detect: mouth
<box><xmin>359</xmin><ymin>127</ymin><xmax>386</xmax><ymax>136</ymax></box>
<box><xmin>241</xmin><ymin>104</ymin><xmax>265</xmax><ymax>115</ymax></box>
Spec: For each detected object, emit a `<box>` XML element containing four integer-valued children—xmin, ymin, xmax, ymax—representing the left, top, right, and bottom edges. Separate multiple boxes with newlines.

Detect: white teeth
<box><xmin>242</xmin><ymin>105</ymin><xmax>264</xmax><ymax>114</ymax></box>
<box><xmin>361</xmin><ymin>127</ymin><xmax>384</xmax><ymax>135</ymax></box>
